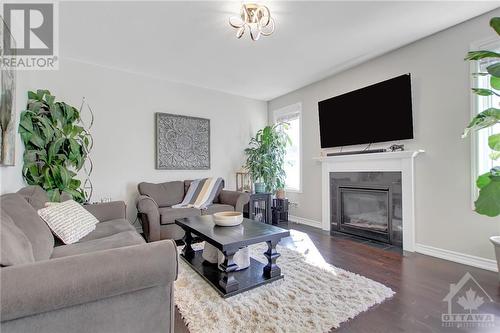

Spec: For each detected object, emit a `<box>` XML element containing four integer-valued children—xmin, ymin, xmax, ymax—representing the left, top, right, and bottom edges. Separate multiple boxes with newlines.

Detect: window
<box><xmin>470</xmin><ymin>38</ymin><xmax>500</xmax><ymax>201</ymax></box>
<box><xmin>273</xmin><ymin>103</ymin><xmax>302</xmax><ymax>192</ymax></box>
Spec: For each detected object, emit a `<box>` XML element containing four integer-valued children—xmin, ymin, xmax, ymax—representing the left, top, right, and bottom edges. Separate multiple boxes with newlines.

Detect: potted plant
<box><xmin>463</xmin><ymin>17</ymin><xmax>500</xmax><ymax>277</ymax></box>
<box><xmin>19</xmin><ymin>90</ymin><xmax>91</xmax><ymax>203</ymax></box>
<box><xmin>245</xmin><ymin>123</ymin><xmax>290</xmax><ymax>194</ymax></box>
<box><xmin>276</xmin><ymin>188</ymin><xmax>286</xmax><ymax>200</ymax></box>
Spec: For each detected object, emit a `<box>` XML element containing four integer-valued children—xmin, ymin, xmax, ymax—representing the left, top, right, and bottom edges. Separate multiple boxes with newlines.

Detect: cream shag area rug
<box><xmin>175</xmin><ymin>242</ymin><xmax>394</xmax><ymax>333</ymax></box>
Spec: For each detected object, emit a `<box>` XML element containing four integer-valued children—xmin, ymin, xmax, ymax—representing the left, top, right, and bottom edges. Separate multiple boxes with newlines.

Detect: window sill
<box><xmin>285</xmin><ymin>188</ymin><xmax>302</xmax><ymax>194</ymax></box>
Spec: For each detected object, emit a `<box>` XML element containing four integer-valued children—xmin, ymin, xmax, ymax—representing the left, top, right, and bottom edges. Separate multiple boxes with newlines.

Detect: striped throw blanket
<box><xmin>172</xmin><ymin>177</ymin><xmax>223</xmax><ymax>209</ymax></box>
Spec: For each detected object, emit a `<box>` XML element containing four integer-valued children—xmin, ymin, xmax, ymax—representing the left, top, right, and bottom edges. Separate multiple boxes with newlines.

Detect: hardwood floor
<box><xmin>175</xmin><ymin>222</ymin><xmax>499</xmax><ymax>333</ymax></box>
<box><xmin>280</xmin><ymin>222</ymin><xmax>500</xmax><ymax>333</ymax></box>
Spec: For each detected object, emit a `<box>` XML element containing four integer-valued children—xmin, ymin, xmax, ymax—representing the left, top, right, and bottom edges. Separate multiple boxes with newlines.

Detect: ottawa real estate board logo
<box><xmin>1</xmin><ymin>1</ymin><xmax>59</xmax><ymax>70</ymax></box>
<box><xmin>442</xmin><ymin>272</ymin><xmax>496</xmax><ymax>329</ymax></box>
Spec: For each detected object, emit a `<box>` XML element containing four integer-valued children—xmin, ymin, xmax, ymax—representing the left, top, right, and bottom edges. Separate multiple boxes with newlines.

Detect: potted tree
<box><xmin>245</xmin><ymin>123</ymin><xmax>290</xmax><ymax>195</ymax></box>
<box><xmin>463</xmin><ymin>17</ymin><xmax>500</xmax><ymax>277</ymax></box>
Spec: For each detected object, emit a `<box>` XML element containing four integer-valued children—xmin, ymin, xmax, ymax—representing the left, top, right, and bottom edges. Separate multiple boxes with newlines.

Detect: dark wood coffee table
<box><xmin>175</xmin><ymin>215</ymin><xmax>290</xmax><ymax>298</ymax></box>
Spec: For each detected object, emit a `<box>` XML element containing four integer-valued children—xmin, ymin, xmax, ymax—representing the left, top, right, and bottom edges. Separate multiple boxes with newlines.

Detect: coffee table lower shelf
<box><xmin>180</xmin><ymin>249</ymin><xmax>284</xmax><ymax>298</ymax></box>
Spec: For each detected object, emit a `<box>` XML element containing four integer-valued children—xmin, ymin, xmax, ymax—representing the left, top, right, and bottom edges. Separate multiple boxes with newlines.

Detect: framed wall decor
<box><xmin>155</xmin><ymin>112</ymin><xmax>210</xmax><ymax>170</ymax></box>
<box><xmin>0</xmin><ymin>18</ymin><xmax>16</xmax><ymax>166</ymax></box>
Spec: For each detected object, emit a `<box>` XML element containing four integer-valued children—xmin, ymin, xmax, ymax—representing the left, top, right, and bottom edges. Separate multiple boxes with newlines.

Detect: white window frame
<box><xmin>272</xmin><ymin>103</ymin><xmax>302</xmax><ymax>193</ymax></box>
<box><xmin>469</xmin><ymin>37</ymin><xmax>500</xmax><ymax>208</ymax></box>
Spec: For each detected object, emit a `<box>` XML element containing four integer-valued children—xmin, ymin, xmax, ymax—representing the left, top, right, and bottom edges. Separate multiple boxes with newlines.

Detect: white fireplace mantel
<box><xmin>316</xmin><ymin>150</ymin><xmax>424</xmax><ymax>252</ymax></box>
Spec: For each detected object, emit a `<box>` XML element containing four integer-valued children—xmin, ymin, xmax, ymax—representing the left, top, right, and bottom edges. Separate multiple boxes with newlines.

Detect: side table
<box><xmin>243</xmin><ymin>192</ymin><xmax>272</xmax><ymax>224</ymax></box>
<box><xmin>272</xmin><ymin>198</ymin><xmax>289</xmax><ymax>225</ymax></box>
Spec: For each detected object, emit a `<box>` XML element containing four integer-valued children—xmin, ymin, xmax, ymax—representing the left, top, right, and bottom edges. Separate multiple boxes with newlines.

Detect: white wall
<box><xmin>0</xmin><ymin>59</ymin><xmax>267</xmax><ymax>222</ymax></box>
<box><xmin>268</xmin><ymin>9</ymin><xmax>500</xmax><ymax>262</ymax></box>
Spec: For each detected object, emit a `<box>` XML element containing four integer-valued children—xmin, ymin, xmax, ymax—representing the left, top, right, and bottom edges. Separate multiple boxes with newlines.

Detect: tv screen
<box><xmin>318</xmin><ymin>74</ymin><xmax>414</xmax><ymax>148</ymax></box>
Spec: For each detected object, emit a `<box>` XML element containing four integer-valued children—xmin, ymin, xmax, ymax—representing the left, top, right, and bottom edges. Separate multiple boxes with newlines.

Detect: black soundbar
<box><xmin>326</xmin><ymin>149</ymin><xmax>387</xmax><ymax>157</ymax></box>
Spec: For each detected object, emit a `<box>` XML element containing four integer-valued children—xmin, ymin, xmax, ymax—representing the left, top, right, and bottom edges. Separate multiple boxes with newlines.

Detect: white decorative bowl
<box><xmin>213</xmin><ymin>211</ymin><xmax>243</xmax><ymax>226</ymax></box>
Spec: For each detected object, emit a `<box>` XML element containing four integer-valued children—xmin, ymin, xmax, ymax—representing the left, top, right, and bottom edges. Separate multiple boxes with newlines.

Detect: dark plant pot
<box><xmin>254</xmin><ymin>182</ymin><xmax>265</xmax><ymax>193</ymax></box>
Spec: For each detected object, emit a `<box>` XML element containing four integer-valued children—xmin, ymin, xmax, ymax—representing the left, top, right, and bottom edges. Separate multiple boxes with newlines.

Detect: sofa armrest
<box><xmin>219</xmin><ymin>190</ymin><xmax>250</xmax><ymax>212</ymax></box>
<box><xmin>0</xmin><ymin>240</ymin><xmax>177</xmax><ymax>322</ymax></box>
<box><xmin>136</xmin><ymin>195</ymin><xmax>161</xmax><ymax>242</ymax></box>
<box><xmin>84</xmin><ymin>201</ymin><xmax>126</xmax><ymax>222</ymax></box>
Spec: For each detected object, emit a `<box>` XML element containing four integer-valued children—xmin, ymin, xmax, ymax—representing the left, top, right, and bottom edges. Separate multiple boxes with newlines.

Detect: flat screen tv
<box><xmin>318</xmin><ymin>74</ymin><xmax>414</xmax><ymax>148</ymax></box>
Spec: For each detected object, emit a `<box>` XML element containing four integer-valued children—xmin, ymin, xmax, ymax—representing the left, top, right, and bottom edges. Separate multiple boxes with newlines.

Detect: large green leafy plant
<box><xmin>245</xmin><ymin>123</ymin><xmax>290</xmax><ymax>193</ymax></box>
<box><xmin>462</xmin><ymin>18</ymin><xmax>500</xmax><ymax>217</ymax></box>
<box><xmin>19</xmin><ymin>90</ymin><xmax>91</xmax><ymax>202</ymax></box>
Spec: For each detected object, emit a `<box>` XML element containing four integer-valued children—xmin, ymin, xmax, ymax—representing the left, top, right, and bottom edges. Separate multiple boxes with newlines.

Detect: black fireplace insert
<box><xmin>330</xmin><ymin>172</ymin><xmax>402</xmax><ymax>247</ymax></box>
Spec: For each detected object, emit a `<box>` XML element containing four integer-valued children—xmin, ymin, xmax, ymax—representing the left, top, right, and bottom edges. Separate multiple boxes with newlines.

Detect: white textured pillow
<box><xmin>38</xmin><ymin>200</ymin><xmax>98</xmax><ymax>244</ymax></box>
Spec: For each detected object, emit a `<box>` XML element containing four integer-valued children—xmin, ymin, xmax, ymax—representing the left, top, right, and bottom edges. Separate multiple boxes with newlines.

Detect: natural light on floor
<box><xmin>285</xmin><ymin>229</ymin><xmax>337</xmax><ymax>275</ymax></box>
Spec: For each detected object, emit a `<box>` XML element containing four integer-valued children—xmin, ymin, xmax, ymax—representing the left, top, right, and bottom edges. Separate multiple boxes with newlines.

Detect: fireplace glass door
<box><xmin>339</xmin><ymin>187</ymin><xmax>391</xmax><ymax>242</ymax></box>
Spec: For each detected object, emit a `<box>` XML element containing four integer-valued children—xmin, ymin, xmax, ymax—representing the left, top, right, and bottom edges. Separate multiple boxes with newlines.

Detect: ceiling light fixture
<box><xmin>229</xmin><ymin>3</ymin><xmax>275</xmax><ymax>41</ymax></box>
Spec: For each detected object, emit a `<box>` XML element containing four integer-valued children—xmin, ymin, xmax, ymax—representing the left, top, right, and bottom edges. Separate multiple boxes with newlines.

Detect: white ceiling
<box><xmin>61</xmin><ymin>1</ymin><xmax>500</xmax><ymax>101</ymax></box>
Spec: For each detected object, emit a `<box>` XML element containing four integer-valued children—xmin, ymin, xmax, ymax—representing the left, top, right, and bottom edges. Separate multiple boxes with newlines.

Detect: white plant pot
<box><xmin>202</xmin><ymin>243</ymin><xmax>250</xmax><ymax>271</ymax></box>
<box><xmin>490</xmin><ymin>236</ymin><xmax>500</xmax><ymax>281</ymax></box>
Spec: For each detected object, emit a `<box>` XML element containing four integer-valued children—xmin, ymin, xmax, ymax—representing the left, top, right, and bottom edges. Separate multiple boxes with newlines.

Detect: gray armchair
<box><xmin>137</xmin><ymin>180</ymin><xmax>250</xmax><ymax>242</ymax></box>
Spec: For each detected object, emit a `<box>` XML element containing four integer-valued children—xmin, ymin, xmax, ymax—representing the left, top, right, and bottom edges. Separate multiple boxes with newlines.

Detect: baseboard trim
<box><xmin>415</xmin><ymin>243</ymin><xmax>498</xmax><ymax>272</ymax></box>
<box><xmin>286</xmin><ymin>218</ymin><xmax>498</xmax><ymax>272</ymax></box>
<box><xmin>288</xmin><ymin>215</ymin><xmax>322</xmax><ymax>229</ymax></box>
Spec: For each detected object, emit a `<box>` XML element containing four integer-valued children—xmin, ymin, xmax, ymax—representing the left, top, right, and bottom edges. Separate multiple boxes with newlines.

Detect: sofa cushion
<box><xmin>51</xmin><ymin>231</ymin><xmax>145</xmax><ymax>258</ymax></box>
<box><xmin>201</xmin><ymin>204</ymin><xmax>235</xmax><ymax>215</ymax></box>
<box><xmin>1</xmin><ymin>209</ymin><xmax>35</xmax><ymax>266</ymax></box>
<box><xmin>138</xmin><ymin>181</ymin><xmax>185</xmax><ymax>207</ymax></box>
<box><xmin>158</xmin><ymin>207</ymin><xmax>201</xmax><ymax>225</ymax></box>
<box><xmin>79</xmin><ymin>219</ymin><xmax>136</xmax><ymax>242</ymax></box>
<box><xmin>0</xmin><ymin>193</ymin><xmax>54</xmax><ymax>261</ymax></box>
<box><xmin>17</xmin><ymin>185</ymin><xmax>50</xmax><ymax>210</ymax></box>
<box><xmin>37</xmin><ymin>200</ymin><xmax>99</xmax><ymax>244</ymax></box>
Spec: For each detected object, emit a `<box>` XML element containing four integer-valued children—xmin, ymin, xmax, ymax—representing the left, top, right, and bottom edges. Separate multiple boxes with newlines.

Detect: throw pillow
<box><xmin>173</xmin><ymin>177</ymin><xmax>223</xmax><ymax>209</ymax></box>
<box><xmin>37</xmin><ymin>200</ymin><xmax>98</xmax><ymax>244</ymax></box>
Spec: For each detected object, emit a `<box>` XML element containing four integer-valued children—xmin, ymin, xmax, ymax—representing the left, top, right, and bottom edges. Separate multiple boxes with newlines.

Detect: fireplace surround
<box><xmin>317</xmin><ymin>150</ymin><xmax>423</xmax><ymax>252</ymax></box>
<box><xmin>330</xmin><ymin>172</ymin><xmax>402</xmax><ymax>246</ymax></box>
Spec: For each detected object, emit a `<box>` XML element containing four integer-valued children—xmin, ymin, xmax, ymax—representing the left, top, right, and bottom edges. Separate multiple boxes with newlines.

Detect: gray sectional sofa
<box><xmin>0</xmin><ymin>186</ymin><xmax>178</xmax><ymax>333</ymax></box>
<box><xmin>137</xmin><ymin>180</ymin><xmax>250</xmax><ymax>242</ymax></box>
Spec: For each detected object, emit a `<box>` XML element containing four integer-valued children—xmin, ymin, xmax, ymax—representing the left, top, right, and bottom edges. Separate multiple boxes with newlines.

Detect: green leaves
<box><xmin>490</xmin><ymin>76</ymin><xmax>500</xmax><ymax>90</ymax></box>
<box><xmin>474</xmin><ymin>170</ymin><xmax>500</xmax><ymax>217</ymax></box>
<box><xmin>471</xmin><ymin>88</ymin><xmax>499</xmax><ymax>97</ymax></box>
<box><xmin>47</xmin><ymin>137</ymin><xmax>65</xmax><ymax>162</ymax></box>
<box><xmin>29</xmin><ymin>132</ymin><xmax>46</xmax><ymax>149</ymax></box>
<box><xmin>27</xmin><ymin>91</ymin><xmax>38</xmax><ymax>100</ymax></box>
<box><xmin>464</xmin><ymin>17</ymin><xmax>500</xmax><ymax>218</ymax></box>
<box><xmin>489</xmin><ymin>133</ymin><xmax>500</xmax><ymax>151</ymax></box>
<box><xmin>487</xmin><ymin>62</ymin><xmax>500</xmax><ymax>77</ymax></box>
<box><xmin>462</xmin><ymin>108</ymin><xmax>500</xmax><ymax>138</ymax></box>
<box><xmin>488</xmin><ymin>133</ymin><xmax>500</xmax><ymax>161</ymax></box>
<box><xmin>490</xmin><ymin>17</ymin><xmax>500</xmax><ymax>35</ymax></box>
<box><xmin>19</xmin><ymin>111</ymin><xmax>33</xmax><ymax>132</ymax></box>
<box><xmin>47</xmin><ymin>189</ymin><xmax>61</xmax><ymax>202</ymax></box>
<box><xmin>49</xmin><ymin>103</ymin><xmax>64</xmax><ymax>124</ymax></box>
<box><xmin>245</xmin><ymin>123</ymin><xmax>290</xmax><ymax>193</ymax></box>
<box><xmin>465</xmin><ymin>50</ymin><xmax>500</xmax><ymax>61</ymax></box>
<box><xmin>58</xmin><ymin>165</ymin><xmax>72</xmax><ymax>188</ymax></box>
<box><xmin>19</xmin><ymin>90</ymin><xmax>90</xmax><ymax>203</ymax></box>
<box><xmin>477</xmin><ymin>172</ymin><xmax>491</xmax><ymax>189</ymax></box>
